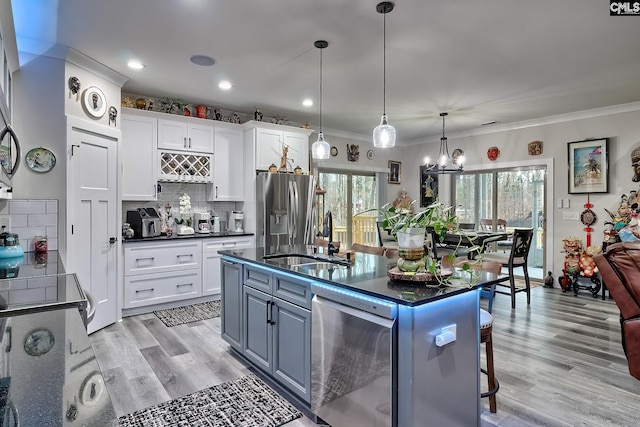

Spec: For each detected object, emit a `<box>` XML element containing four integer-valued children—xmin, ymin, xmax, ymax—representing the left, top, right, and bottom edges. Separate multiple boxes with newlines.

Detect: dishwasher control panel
<box><xmin>311</xmin><ymin>283</ymin><xmax>397</xmax><ymax>319</ymax></box>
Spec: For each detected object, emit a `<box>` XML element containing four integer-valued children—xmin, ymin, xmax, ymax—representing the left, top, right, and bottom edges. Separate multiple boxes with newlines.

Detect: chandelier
<box><xmin>425</xmin><ymin>112</ymin><xmax>464</xmax><ymax>174</ymax></box>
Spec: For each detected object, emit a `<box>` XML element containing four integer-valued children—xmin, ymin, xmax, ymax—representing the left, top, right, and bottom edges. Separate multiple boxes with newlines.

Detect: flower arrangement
<box><xmin>174</xmin><ymin>193</ymin><xmax>192</xmax><ymax>227</ymax></box>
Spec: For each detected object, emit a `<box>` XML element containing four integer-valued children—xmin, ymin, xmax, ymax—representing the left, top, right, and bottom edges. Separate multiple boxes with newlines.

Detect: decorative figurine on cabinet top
<box><xmin>108</xmin><ymin>106</ymin><xmax>118</xmax><ymax>126</ymax></box>
<box><xmin>347</xmin><ymin>144</ymin><xmax>359</xmax><ymax>162</ymax></box>
<box><xmin>135</xmin><ymin>98</ymin><xmax>146</xmax><ymax>109</ymax></box>
<box><xmin>254</xmin><ymin>109</ymin><xmax>263</xmax><ymax>121</ymax></box>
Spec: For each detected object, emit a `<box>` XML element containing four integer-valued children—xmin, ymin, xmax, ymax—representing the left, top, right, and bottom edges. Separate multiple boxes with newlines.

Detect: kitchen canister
<box><xmin>34</xmin><ymin>236</ymin><xmax>48</xmax><ymax>253</ymax></box>
<box><xmin>212</xmin><ymin>216</ymin><xmax>221</xmax><ymax>233</ymax></box>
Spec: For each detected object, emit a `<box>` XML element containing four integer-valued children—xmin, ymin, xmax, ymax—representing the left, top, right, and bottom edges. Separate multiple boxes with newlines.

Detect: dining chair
<box><xmin>376</xmin><ymin>221</ymin><xmax>399</xmax><ymax>249</ymax></box>
<box><xmin>481</xmin><ymin>228</ymin><xmax>534</xmax><ymax>309</ymax></box>
<box><xmin>351</xmin><ymin>242</ymin><xmax>386</xmax><ymax>256</ymax></box>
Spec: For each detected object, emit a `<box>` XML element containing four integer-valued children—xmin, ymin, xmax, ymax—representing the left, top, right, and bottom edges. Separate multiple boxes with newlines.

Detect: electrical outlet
<box><xmin>0</xmin><ymin>216</ymin><xmax>10</xmax><ymax>231</ymax></box>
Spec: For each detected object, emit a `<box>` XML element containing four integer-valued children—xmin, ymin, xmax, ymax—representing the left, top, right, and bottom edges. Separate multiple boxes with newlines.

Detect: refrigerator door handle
<box><xmin>289</xmin><ymin>180</ymin><xmax>299</xmax><ymax>244</ymax></box>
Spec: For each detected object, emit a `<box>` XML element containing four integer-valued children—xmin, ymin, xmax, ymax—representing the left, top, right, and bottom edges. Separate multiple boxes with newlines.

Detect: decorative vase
<box><xmin>396</xmin><ymin>227</ymin><xmax>426</xmax><ymax>249</ymax></box>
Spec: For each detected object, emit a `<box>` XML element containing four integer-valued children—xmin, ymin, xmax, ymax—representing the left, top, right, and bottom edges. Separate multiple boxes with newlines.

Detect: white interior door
<box><xmin>69</xmin><ymin>127</ymin><xmax>118</xmax><ymax>334</ymax></box>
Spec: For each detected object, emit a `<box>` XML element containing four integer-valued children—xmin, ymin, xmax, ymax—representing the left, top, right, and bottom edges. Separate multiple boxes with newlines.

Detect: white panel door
<box><xmin>69</xmin><ymin>128</ymin><xmax>118</xmax><ymax>334</ymax></box>
<box><xmin>213</xmin><ymin>126</ymin><xmax>243</xmax><ymax>201</ymax></box>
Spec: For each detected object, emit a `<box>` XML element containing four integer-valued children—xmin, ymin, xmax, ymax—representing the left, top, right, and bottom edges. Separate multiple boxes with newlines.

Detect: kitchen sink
<box><xmin>290</xmin><ymin>261</ymin><xmax>349</xmax><ymax>273</ymax></box>
<box><xmin>262</xmin><ymin>253</ymin><xmax>351</xmax><ymax>267</ymax></box>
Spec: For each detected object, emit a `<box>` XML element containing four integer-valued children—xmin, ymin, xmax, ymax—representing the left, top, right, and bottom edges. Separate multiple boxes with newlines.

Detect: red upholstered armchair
<box><xmin>594</xmin><ymin>242</ymin><xmax>640</xmax><ymax>380</ymax></box>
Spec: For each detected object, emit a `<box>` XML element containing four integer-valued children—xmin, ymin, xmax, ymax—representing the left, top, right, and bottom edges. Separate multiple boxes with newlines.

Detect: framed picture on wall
<box><xmin>567</xmin><ymin>138</ymin><xmax>609</xmax><ymax>194</ymax></box>
<box><xmin>388</xmin><ymin>160</ymin><xmax>401</xmax><ymax>184</ymax></box>
<box><xmin>420</xmin><ymin>166</ymin><xmax>439</xmax><ymax>207</ymax></box>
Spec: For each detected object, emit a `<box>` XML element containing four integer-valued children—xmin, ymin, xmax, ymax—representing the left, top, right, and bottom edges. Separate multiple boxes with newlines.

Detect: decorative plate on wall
<box><xmin>330</xmin><ymin>146</ymin><xmax>338</xmax><ymax>157</ymax></box>
<box><xmin>82</xmin><ymin>86</ymin><xmax>107</xmax><ymax>119</ymax></box>
<box><xmin>25</xmin><ymin>147</ymin><xmax>56</xmax><ymax>173</ymax></box>
<box><xmin>367</xmin><ymin>149</ymin><xmax>375</xmax><ymax>160</ymax></box>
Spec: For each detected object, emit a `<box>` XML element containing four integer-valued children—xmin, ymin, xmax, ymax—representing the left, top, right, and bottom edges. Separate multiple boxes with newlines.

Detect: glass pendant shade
<box><xmin>312</xmin><ymin>132</ymin><xmax>330</xmax><ymax>159</ymax></box>
<box><xmin>373</xmin><ymin>114</ymin><xmax>396</xmax><ymax>148</ymax></box>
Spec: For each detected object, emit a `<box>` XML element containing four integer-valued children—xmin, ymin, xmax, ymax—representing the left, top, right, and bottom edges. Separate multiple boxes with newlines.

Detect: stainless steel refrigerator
<box><xmin>256</xmin><ymin>172</ymin><xmax>316</xmax><ymax>247</ymax></box>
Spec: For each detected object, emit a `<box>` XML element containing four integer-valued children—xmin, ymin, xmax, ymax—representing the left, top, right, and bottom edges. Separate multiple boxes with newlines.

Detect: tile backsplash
<box><xmin>0</xmin><ymin>199</ymin><xmax>58</xmax><ymax>252</ymax></box>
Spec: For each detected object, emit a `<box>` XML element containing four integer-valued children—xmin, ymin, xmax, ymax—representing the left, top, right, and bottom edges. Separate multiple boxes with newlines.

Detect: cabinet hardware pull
<box><xmin>188</xmin><ymin>137</ymin><xmax>192</xmax><ymax>148</ymax></box>
<box><xmin>177</xmin><ymin>254</ymin><xmax>193</xmax><ymax>258</ymax></box>
<box><xmin>183</xmin><ymin>137</ymin><xmax>187</xmax><ymax>148</ymax></box>
<box><xmin>135</xmin><ymin>288</ymin><xmax>154</xmax><ymax>293</ymax></box>
<box><xmin>269</xmin><ymin>300</ymin><xmax>275</xmax><ymax>325</ymax></box>
<box><xmin>266</xmin><ymin>301</ymin><xmax>271</xmax><ymax>324</ymax></box>
<box><xmin>136</xmin><ymin>257</ymin><xmax>155</xmax><ymax>262</ymax></box>
<box><xmin>177</xmin><ymin>283</ymin><xmax>192</xmax><ymax>287</ymax></box>
<box><xmin>216</xmin><ymin>186</ymin><xmax>218</xmax><ymax>198</ymax></box>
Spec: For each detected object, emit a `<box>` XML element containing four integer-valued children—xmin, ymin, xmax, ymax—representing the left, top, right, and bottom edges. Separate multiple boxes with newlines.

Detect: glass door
<box><xmin>454</xmin><ymin>166</ymin><xmax>546</xmax><ymax>279</ymax></box>
<box><xmin>317</xmin><ymin>170</ymin><xmax>378</xmax><ymax>248</ymax></box>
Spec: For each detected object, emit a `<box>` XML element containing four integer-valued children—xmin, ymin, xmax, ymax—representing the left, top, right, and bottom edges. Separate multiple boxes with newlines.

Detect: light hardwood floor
<box><xmin>90</xmin><ymin>287</ymin><xmax>640</xmax><ymax>426</ymax></box>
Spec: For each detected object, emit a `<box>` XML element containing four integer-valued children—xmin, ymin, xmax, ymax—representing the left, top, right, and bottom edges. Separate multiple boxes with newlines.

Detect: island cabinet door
<box><xmin>243</xmin><ymin>285</ymin><xmax>273</xmax><ymax>373</ymax></box>
<box><xmin>221</xmin><ymin>259</ymin><xmax>243</xmax><ymax>351</ymax></box>
<box><xmin>272</xmin><ymin>297</ymin><xmax>311</xmax><ymax>403</ymax></box>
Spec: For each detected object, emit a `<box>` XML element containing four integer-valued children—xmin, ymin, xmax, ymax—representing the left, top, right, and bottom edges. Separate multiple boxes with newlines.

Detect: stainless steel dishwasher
<box><xmin>311</xmin><ymin>283</ymin><xmax>397</xmax><ymax>427</ymax></box>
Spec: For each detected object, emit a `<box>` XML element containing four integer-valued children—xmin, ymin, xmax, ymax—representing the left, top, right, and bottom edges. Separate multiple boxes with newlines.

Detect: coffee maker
<box><xmin>229</xmin><ymin>211</ymin><xmax>244</xmax><ymax>232</ymax></box>
<box><xmin>193</xmin><ymin>212</ymin><xmax>211</xmax><ymax>234</ymax></box>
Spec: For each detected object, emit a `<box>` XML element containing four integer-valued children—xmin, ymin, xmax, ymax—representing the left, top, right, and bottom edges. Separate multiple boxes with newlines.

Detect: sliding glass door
<box><xmin>317</xmin><ymin>170</ymin><xmax>378</xmax><ymax>248</ymax></box>
<box><xmin>454</xmin><ymin>166</ymin><xmax>546</xmax><ymax>279</ymax></box>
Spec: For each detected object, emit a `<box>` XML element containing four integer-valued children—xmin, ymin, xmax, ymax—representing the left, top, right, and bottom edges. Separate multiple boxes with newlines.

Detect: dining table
<box><xmin>440</xmin><ymin>230</ymin><xmax>511</xmax><ymax>259</ymax></box>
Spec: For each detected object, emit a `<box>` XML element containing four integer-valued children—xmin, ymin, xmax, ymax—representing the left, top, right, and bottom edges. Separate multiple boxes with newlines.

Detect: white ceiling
<box><xmin>13</xmin><ymin>0</ymin><xmax>640</xmax><ymax>145</ymax></box>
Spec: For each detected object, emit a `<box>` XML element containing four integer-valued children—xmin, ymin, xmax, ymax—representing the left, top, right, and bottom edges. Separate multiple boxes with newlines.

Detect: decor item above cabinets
<box><xmin>158</xmin><ymin>117</ymin><xmax>214</xmax><ymax>153</ymax></box>
<box><xmin>208</xmin><ymin>125</ymin><xmax>244</xmax><ymax>201</ymax></box>
<box><xmin>244</xmin><ymin>121</ymin><xmax>312</xmax><ymax>174</ymax></box>
<box><xmin>158</xmin><ymin>150</ymin><xmax>213</xmax><ymax>183</ymax></box>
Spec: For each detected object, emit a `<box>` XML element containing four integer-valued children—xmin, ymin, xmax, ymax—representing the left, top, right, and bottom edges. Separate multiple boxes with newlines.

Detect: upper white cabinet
<box><xmin>244</xmin><ymin>121</ymin><xmax>312</xmax><ymax>173</ymax></box>
<box><xmin>122</xmin><ymin>111</ymin><xmax>158</xmax><ymax>200</ymax></box>
<box><xmin>158</xmin><ymin>117</ymin><xmax>214</xmax><ymax>153</ymax></box>
<box><xmin>208</xmin><ymin>124</ymin><xmax>244</xmax><ymax>201</ymax></box>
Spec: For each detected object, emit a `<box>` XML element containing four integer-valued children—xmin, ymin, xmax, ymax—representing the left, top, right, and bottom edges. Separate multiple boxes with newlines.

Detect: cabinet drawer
<box><xmin>125</xmin><ymin>241</ymin><xmax>202</xmax><ymax>276</ymax></box>
<box><xmin>202</xmin><ymin>237</ymin><xmax>254</xmax><ymax>253</ymax></box>
<box><xmin>244</xmin><ymin>264</ymin><xmax>272</xmax><ymax>293</ymax></box>
<box><xmin>124</xmin><ymin>269</ymin><xmax>202</xmax><ymax>308</ymax></box>
<box><xmin>273</xmin><ymin>273</ymin><xmax>312</xmax><ymax>309</ymax></box>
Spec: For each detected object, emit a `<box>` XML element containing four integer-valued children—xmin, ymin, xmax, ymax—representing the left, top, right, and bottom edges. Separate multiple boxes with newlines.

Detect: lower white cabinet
<box><xmin>202</xmin><ymin>236</ymin><xmax>254</xmax><ymax>296</ymax></box>
<box><xmin>124</xmin><ymin>269</ymin><xmax>202</xmax><ymax>308</ymax></box>
<box><xmin>123</xmin><ymin>240</ymin><xmax>203</xmax><ymax>310</ymax></box>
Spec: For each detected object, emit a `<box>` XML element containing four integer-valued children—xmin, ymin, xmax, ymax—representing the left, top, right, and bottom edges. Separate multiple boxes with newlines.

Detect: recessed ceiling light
<box><xmin>127</xmin><ymin>60</ymin><xmax>145</xmax><ymax>69</ymax></box>
<box><xmin>302</xmin><ymin>99</ymin><xmax>313</xmax><ymax>107</ymax></box>
<box><xmin>190</xmin><ymin>55</ymin><xmax>215</xmax><ymax>66</ymax></box>
<box><xmin>218</xmin><ymin>80</ymin><xmax>232</xmax><ymax>90</ymax></box>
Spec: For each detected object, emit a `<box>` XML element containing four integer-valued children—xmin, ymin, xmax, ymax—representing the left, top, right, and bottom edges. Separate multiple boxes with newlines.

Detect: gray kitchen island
<box><xmin>220</xmin><ymin>245</ymin><xmax>506</xmax><ymax>427</ymax></box>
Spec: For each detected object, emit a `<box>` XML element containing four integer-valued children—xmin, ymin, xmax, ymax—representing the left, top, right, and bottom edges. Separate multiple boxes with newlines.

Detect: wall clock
<box><xmin>82</xmin><ymin>86</ymin><xmax>107</xmax><ymax>119</ymax></box>
<box><xmin>23</xmin><ymin>327</ymin><xmax>55</xmax><ymax>356</ymax></box>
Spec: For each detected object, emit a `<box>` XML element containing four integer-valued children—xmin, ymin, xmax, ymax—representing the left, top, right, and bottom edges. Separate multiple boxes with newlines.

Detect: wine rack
<box><xmin>158</xmin><ymin>150</ymin><xmax>213</xmax><ymax>182</ymax></box>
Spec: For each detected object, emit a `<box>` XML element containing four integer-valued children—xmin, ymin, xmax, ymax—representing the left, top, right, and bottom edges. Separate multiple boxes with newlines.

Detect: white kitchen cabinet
<box><xmin>158</xmin><ymin>150</ymin><xmax>214</xmax><ymax>183</ymax></box>
<box><xmin>121</xmin><ymin>112</ymin><xmax>158</xmax><ymax>200</ymax></box>
<box><xmin>208</xmin><ymin>125</ymin><xmax>244</xmax><ymax>201</ymax></box>
<box><xmin>158</xmin><ymin>117</ymin><xmax>214</xmax><ymax>153</ymax></box>
<box><xmin>244</xmin><ymin>121</ymin><xmax>312</xmax><ymax>173</ymax></box>
<box><xmin>123</xmin><ymin>240</ymin><xmax>203</xmax><ymax>310</ymax></box>
<box><xmin>202</xmin><ymin>235</ymin><xmax>254</xmax><ymax>296</ymax></box>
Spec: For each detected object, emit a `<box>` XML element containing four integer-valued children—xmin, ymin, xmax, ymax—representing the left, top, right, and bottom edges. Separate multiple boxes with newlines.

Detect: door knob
<box><xmin>109</xmin><ymin>237</ymin><xmax>118</xmax><ymax>244</ymax></box>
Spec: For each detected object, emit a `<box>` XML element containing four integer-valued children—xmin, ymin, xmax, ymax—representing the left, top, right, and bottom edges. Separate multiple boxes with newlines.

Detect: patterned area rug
<box><xmin>118</xmin><ymin>374</ymin><xmax>302</xmax><ymax>427</ymax></box>
<box><xmin>154</xmin><ymin>300</ymin><xmax>221</xmax><ymax>327</ymax></box>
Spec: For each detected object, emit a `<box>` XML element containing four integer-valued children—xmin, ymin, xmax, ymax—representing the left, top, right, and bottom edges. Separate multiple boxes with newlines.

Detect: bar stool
<box><xmin>460</xmin><ymin>258</ymin><xmax>501</xmax><ymax>412</ymax></box>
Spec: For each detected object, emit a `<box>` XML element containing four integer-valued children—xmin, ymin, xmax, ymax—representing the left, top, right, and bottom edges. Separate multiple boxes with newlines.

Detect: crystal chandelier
<box><xmin>425</xmin><ymin>112</ymin><xmax>464</xmax><ymax>173</ymax></box>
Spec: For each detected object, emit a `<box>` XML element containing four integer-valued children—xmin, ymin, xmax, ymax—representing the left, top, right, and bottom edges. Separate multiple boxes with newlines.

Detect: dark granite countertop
<box><xmin>122</xmin><ymin>231</ymin><xmax>254</xmax><ymax>243</ymax></box>
<box><xmin>220</xmin><ymin>245</ymin><xmax>507</xmax><ymax>306</ymax></box>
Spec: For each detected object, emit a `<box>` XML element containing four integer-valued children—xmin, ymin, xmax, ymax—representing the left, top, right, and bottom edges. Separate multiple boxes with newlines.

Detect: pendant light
<box><xmin>425</xmin><ymin>112</ymin><xmax>465</xmax><ymax>174</ymax></box>
<box><xmin>311</xmin><ymin>40</ymin><xmax>330</xmax><ymax>160</ymax></box>
<box><xmin>373</xmin><ymin>1</ymin><xmax>396</xmax><ymax>148</ymax></box>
